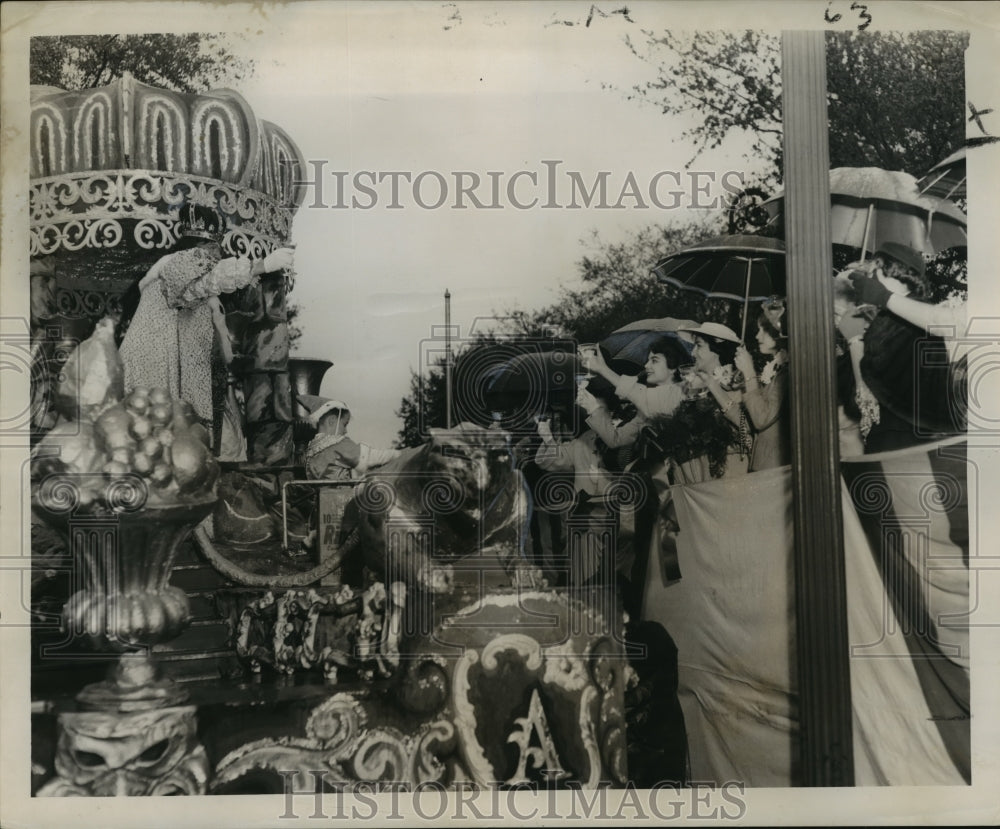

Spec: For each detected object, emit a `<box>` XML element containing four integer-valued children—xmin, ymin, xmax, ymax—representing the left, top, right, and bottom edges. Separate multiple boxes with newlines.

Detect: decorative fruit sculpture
<box><xmin>33</xmin><ymin>384</ymin><xmax>220</xmax><ymax>511</ymax></box>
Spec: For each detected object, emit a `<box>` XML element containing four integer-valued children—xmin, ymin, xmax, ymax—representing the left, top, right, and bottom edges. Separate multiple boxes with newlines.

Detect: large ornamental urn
<box><xmin>31</xmin><ymin>381</ymin><xmax>223</xmax><ymax>711</ymax></box>
<box><xmin>34</xmin><ymin>476</ymin><xmax>216</xmax><ymax>710</ymax></box>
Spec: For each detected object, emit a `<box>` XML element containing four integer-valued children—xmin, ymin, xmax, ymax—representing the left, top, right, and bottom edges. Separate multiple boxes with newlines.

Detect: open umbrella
<box><xmin>484</xmin><ymin>350</ymin><xmax>615</xmax><ymax>413</ymax></box>
<box><xmin>599</xmin><ymin>317</ymin><xmax>697</xmax><ymax>374</ymax></box>
<box><xmin>917</xmin><ymin>148</ymin><xmax>966</xmax><ymax>200</ymax></box>
<box><xmin>762</xmin><ymin>167</ymin><xmax>967</xmax><ymax>257</ymax></box>
<box><xmin>651</xmin><ymin>235</ymin><xmax>785</xmax><ymax>339</ymax></box>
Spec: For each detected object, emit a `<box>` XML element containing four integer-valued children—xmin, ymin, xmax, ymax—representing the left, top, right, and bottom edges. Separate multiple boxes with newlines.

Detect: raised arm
<box><xmin>176</xmin><ymin>247</ymin><xmax>296</xmax><ymax>306</ymax></box>
<box><xmin>735</xmin><ymin>344</ymin><xmax>783</xmax><ymax>430</ymax></box>
<box><xmin>581</xmin><ymin>346</ymin><xmax>685</xmax><ymax>417</ymax></box>
<box><xmin>357</xmin><ymin>444</ymin><xmax>401</xmax><ymax>475</ymax></box>
<box><xmin>579</xmin><ymin>393</ymin><xmax>644</xmax><ymax>449</ymax></box>
<box><xmin>851</xmin><ymin>272</ymin><xmax>966</xmax><ymax>341</ymax></box>
<box><xmin>534</xmin><ymin>436</ymin><xmax>574</xmax><ymax>473</ymax></box>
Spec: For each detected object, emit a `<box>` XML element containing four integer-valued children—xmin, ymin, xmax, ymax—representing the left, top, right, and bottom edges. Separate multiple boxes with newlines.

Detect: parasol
<box><xmin>599</xmin><ymin>317</ymin><xmax>697</xmax><ymax>374</ymax></box>
<box><xmin>651</xmin><ymin>235</ymin><xmax>785</xmax><ymax>340</ymax></box>
<box><xmin>762</xmin><ymin>167</ymin><xmax>967</xmax><ymax>257</ymax></box>
<box><xmin>917</xmin><ymin>147</ymin><xmax>966</xmax><ymax>201</ymax></box>
<box><xmin>484</xmin><ymin>350</ymin><xmax>614</xmax><ymax>413</ymax></box>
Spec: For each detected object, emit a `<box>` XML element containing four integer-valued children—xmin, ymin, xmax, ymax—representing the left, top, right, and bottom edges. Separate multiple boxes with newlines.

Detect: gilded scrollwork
<box><xmin>410</xmin><ymin>720</ymin><xmax>457</xmax><ymax>783</ymax></box>
<box><xmin>305</xmin><ymin>692</ymin><xmax>369</xmax><ymax>748</ymax></box>
<box><xmin>588</xmin><ymin>636</ymin><xmax>629</xmax><ymax>785</ymax></box>
<box><xmin>30</xmin><ymin>171</ymin><xmax>296</xmax><ymax>256</ymax></box>
<box><xmin>449</xmin><ymin>596</ymin><xmax>628</xmax><ymax>787</ymax></box>
<box><xmin>53</xmin><ymin>287</ymin><xmax>124</xmax><ymax>319</ymax></box>
<box><xmin>211</xmin><ymin>691</ymin><xmax>456</xmax><ymax>791</ymax></box>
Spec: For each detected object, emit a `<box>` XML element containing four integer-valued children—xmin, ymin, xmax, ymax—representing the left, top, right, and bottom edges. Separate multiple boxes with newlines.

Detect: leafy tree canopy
<box><xmin>394</xmin><ymin>218</ymin><xmax>728</xmax><ymax>446</ymax></box>
<box><xmin>30</xmin><ymin>33</ymin><xmax>255</xmax><ymax>93</ymax></box>
<box><xmin>624</xmin><ymin>29</ymin><xmax>968</xmax><ymax>187</ymax></box>
<box><xmin>529</xmin><ymin>218</ymin><xmax>725</xmax><ymax>344</ymax></box>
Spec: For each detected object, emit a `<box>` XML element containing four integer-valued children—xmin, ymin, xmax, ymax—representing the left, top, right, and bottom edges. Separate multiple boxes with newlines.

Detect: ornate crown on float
<box><xmin>29</xmin><ymin>72</ymin><xmax>306</xmax><ymax>260</ymax></box>
<box><xmin>177</xmin><ymin>204</ymin><xmax>226</xmax><ymax>244</ymax></box>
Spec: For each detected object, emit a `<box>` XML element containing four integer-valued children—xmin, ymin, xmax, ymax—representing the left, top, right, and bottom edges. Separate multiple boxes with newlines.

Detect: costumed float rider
<box><xmin>301</xmin><ymin>396</ymin><xmax>401</xmax><ymax>480</ymax></box>
<box><xmin>578</xmin><ymin>337</ymin><xmax>689</xmax><ymax>615</ymax></box>
<box><xmin>118</xmin><ymin>204</ymin><xmax>295</xmax><ymax>461</ymax></box>
<box><xmin>298</xmin><ymin>395</ymin><xmax>401</xmax><ymax>553</ymax></box>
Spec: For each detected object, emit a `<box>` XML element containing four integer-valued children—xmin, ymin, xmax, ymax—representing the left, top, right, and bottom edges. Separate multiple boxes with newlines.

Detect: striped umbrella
<box><xmin>917</xmin><ymin>147</ymin><xmax>967</xmax><ymax>201</ymax></box>
<box><xmin>762</xmin><ymin>167</ymin><xmax>967</xmax><ymax>258</ymax></box>
<box><xmin>651</xmin><ymin>235</ymin><xmax>785</xmax><ymax>339</ymax></box>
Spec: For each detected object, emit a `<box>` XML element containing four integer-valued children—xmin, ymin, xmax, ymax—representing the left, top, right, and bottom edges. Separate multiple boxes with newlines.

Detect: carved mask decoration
<box><xmin>39</xmin><ymin>707</ymin><xmax>208</xmax><ymax>797</ymax></box>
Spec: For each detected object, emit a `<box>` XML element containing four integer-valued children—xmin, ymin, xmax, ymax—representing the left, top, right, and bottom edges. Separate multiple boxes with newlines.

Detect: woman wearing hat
<box><xmin>660</xmin><ymin>321</ymin><xmax>751</xmax><ymax>484</ymax></box>
<box><xmin>301</xmin><ymin>397</ymin><xmax>400</xmax><ymax>481</ymax></box>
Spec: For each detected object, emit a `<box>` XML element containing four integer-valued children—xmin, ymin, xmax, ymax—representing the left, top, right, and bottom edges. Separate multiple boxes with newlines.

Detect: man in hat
<box><xmin>868</xmin><ymin>241</ymin><xmax>930</xmax><ymax>298</ymax></box>
<box><xmin>839</xmin><ymin>242</ymin><xmax>964</xmax><ymax>451</ymax></box>
<box><xmin>300</xmin><ymin>396</ymin><xmax>400</xmax><ymax>481</ymax></box>
<box><xmin>849</xmin><ymin>267</ymin><xmax>967</xmax><ymax>365</ymax></box>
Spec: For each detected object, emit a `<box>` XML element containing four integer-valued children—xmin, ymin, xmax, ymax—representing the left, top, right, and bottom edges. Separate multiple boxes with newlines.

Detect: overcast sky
<box><xmin>232</xmin><ymin>3</ymin><xmax>776</xmax><ymax>446</ymax></box>
<box><xmin>8</xmin><ymin>1</ymin><xmax>997</xmax><ymax>448</ymax></box>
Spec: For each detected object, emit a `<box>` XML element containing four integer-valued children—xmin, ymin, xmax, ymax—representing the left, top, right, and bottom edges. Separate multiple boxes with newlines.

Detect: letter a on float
<box><xmin>505</xmin><ymin>689</ymin><xmax>570</xmax><ymax>784</ymax></box>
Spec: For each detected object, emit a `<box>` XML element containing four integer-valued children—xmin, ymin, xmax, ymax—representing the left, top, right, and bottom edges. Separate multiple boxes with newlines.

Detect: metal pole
<box><xmin>445</xmin><ymin>289</ymin><xmax>453</xmax><ymax>429</ymax></box>
<box><xmin>860</xmin><ymin>204</ymin><xmax>875</xmax><ymax>262</ymax></box>
<box><xmin>740</xmin><ymin>257</ymin><xmax>753</xmax><ymax>340</ymax></box>
<box><xmin>781</xmin><ymin>30</ymin><xmax>855</xmax><ymax>786</ymax></box>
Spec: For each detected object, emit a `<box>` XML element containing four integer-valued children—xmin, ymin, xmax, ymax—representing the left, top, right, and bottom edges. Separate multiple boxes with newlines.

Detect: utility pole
<box><xmin>444</xmin><ymin>289</ymin><xmax>452</xmax><ymax>429</ymax></box>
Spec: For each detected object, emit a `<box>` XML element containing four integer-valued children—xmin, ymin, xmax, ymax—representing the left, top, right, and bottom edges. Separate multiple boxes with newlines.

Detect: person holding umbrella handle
<box><xmin>733</xmin><ymin>300</ymin><xmax>790</xmax><ymax>472</ymax></box>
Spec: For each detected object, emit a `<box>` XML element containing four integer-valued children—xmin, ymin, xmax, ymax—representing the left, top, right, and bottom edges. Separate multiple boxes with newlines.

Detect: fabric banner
<box><xmin>842</xmin><ymin>437</ymin><xmax>969</xmax><ymax>785</ymax></box>
<box><xmin>641</xmin><ymin>438</ymin><xmax>969</xmax><ymax>786</ymax></box>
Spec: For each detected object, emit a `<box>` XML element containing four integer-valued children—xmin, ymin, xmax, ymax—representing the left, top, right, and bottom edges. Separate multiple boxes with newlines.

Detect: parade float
<box><xmin>25</xmin><ymin>41</ymin><xmax>974</xmax><ymax>797</ymax></box>
<box><xmin>28</xmin><ymin>75</ymin><xmax>630</xmax><ymax>796</ymax></box>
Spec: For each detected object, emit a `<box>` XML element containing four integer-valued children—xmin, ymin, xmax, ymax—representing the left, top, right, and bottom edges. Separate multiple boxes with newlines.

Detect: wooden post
<box><xmin>781</xmin><ymin>30</ymin><xmax>855</xmax><ymax>786</ymax></box>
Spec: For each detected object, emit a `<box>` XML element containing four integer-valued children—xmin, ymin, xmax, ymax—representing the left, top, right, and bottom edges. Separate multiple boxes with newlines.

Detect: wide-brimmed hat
<box><xmin>298</xmin><ymin>394</ymin><xmax>350</xmax><ymax>426</ymax></box>
<box><xmin>875</xmin><ymin>242</ymin><xmax>926</xmax><ymax>279</ymax></box>
<box><xmin>676</xmin><ymin>321</ymin><xmax>742</xmax><ymax>344</ymax></box>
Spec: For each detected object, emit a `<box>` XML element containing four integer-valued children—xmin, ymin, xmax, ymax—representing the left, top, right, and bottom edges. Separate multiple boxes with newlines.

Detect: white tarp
<box><xmin>640</xmin><ymin>438</ymin><xmax>969</xmax><ymax>786</ymax></box>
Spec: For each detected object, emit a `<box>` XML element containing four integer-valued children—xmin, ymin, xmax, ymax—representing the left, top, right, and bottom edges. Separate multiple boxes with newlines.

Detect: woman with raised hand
<box><xmin>662</xmin><ymin>322</ymin><xmax>751</xmax><ymax>484</ymax></box>
<box><xmin>578</xmin><ymin>336</ymin><xmax>688</xmax><ymax>448</ymax></box>
<box><xmin>577</xmin><ymin>335</ymin><xmax>691</xmax><ymax>613</ymax></box>
<box><xmin>734</xmin><ymin>299</ymin><xmax>790</xmax><ymax>472</ymax></box>
<box><xmin>119</xmin><ymin>205</ymin><xmax>294</xmax><ymax>458</ymax></box>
